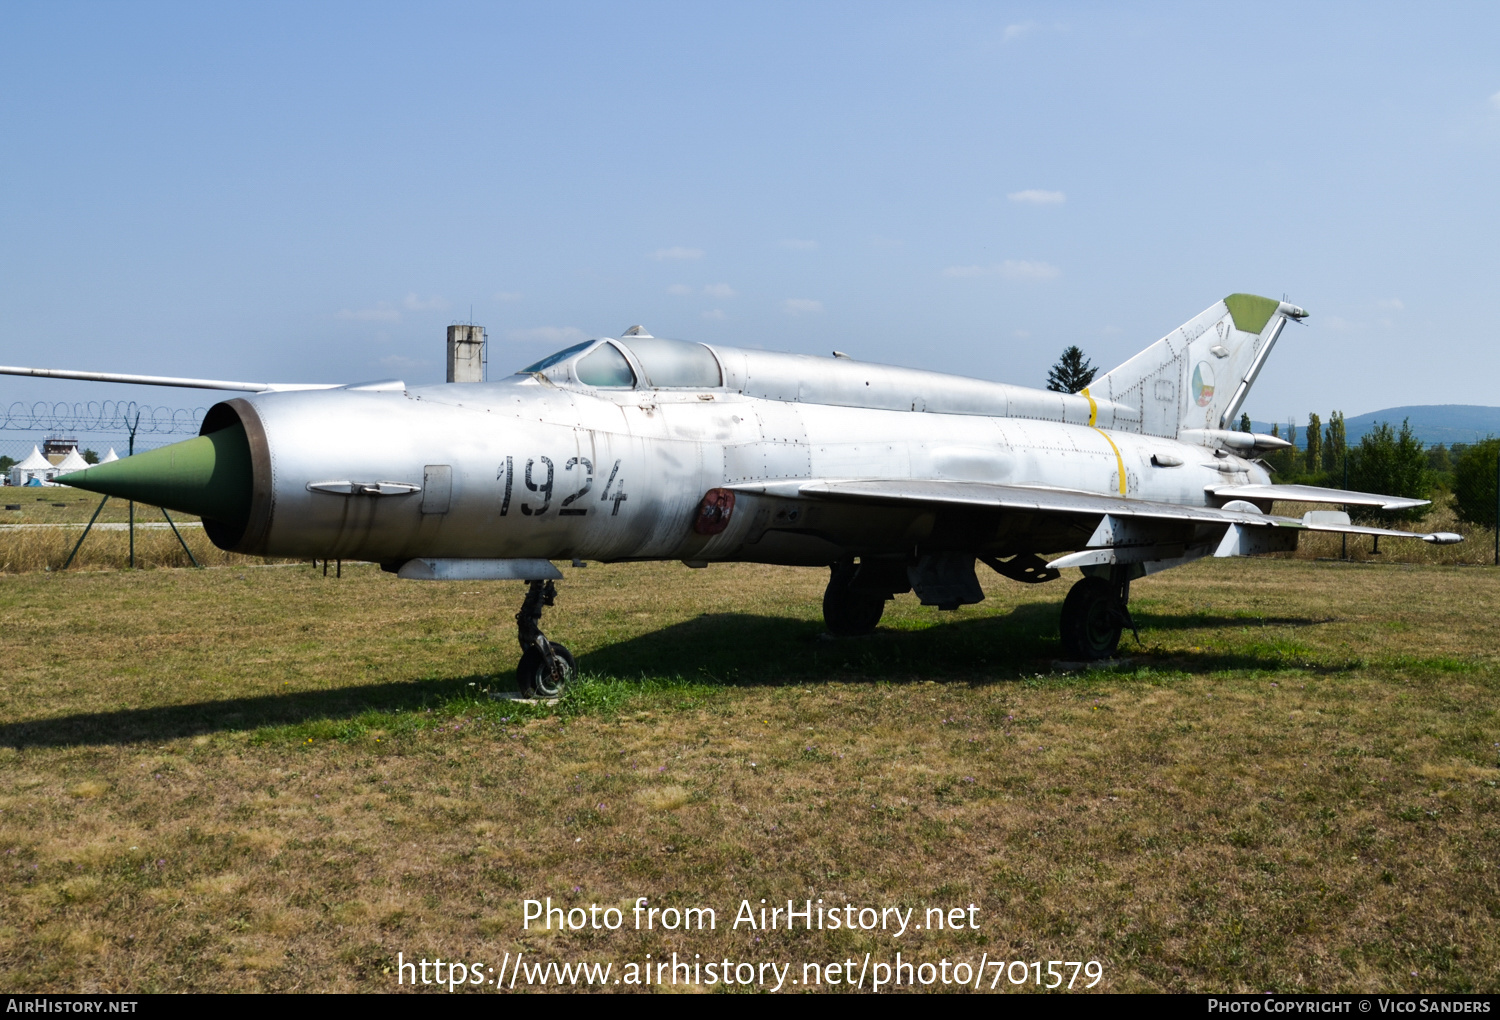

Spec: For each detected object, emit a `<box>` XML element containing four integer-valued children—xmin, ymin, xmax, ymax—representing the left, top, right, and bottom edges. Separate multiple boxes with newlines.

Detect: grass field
<box><xmin>0</xmin><ymin>495</ymin><xmax>263</xmax><ymax>572</ymax></box>
<box><xmin>1</xmin><ymin>557</ymin><xmax>1497</xmax><ymax>993</ymax></box>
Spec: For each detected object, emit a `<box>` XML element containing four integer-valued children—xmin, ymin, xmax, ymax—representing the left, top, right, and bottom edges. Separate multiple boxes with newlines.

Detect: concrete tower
<box><xmin>447</xmin><ymin>324</ymin><xmax>485</xmax><ymax>383</ymax></box>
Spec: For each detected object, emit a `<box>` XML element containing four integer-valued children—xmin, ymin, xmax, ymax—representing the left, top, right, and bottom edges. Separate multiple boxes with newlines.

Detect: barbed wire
<box><xmin>0</xmin><ymin>401</ymin><xmax>206</xmax><ymax>435</ymax></box>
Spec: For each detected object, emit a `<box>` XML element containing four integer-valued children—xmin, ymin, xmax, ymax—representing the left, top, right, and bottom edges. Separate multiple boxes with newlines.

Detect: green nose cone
<box><xmin>59</xmin><ymin>424</ymin><xmax>252</xmax><ymax>530</ymax></box>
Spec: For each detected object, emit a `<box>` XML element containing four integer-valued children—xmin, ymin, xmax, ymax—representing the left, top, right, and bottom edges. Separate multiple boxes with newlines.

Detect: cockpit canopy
<box><xmin>518</xmin><ymin>336</ymin><xmax>722</xmax><ymax>390</ymax></box>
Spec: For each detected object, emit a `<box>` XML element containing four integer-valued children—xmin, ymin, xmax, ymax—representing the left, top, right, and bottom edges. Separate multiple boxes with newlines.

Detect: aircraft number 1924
<box><xmin>497</xmin><ymin>457</ymin><xmax>628</xmax><ymax>518</ymax></box>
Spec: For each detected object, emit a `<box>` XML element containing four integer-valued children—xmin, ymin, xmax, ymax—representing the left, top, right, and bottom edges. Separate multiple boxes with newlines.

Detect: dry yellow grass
<box><xmin>0</xmin><ymin>497</ymin><xmax>288</xmax><ymax>572</ymax></box>
<box><xmin>0</xmin><ymin>558</ymin><xmax>1496</xmax><ymax>993</ymax></box>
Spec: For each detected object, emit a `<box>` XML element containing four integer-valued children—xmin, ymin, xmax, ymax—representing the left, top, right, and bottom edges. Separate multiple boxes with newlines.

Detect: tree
<box><xmin>0</xmin><ymin>455</ymin><xmax>13</xmax><ymax>475</ymax></box>
<box><xmin>1425</xmin><ymin>443</ymin><xmax>1454</xmax><ymax>488</ymax></box>
<box><xmin>1046</xmin><ymin>346</ymin><xmax>1097</xmax><ymax>393</ymax></box>
<box><xmin>82</xmin><ymin>449</ymin><xmax>99</xmax><ymax>465</ymax></box>
<box><xmin>1238</xmin><ymin>413</ymin><xmax>1252</xmax><ymax>433</ymax></box>
<box><xmin>1452</xmin><ymin>439</ymin><xmax>1500</xmax><ymax>527</ymax></box>
<box><xmin>1305</xmin><ymin>412</ymin><xmax>1322</xmax><ymax>475</ymax></box>
<box><xmin>1347</xmin><ymin>419</ymin><xmax>1431</xmax><ymax>523</ymax></box>
<box><xmin>1323</xmin><ymin>411</ymin><xmax>1346</xmax><ymax>475</ymax></box>
<box><xmin>1265</xmin><ymin>422</ymin><xmax>1299</xmax><ymax>478</ymax></box>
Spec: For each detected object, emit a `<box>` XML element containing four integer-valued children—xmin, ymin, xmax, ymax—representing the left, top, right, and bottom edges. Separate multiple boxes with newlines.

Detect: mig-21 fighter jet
<box><xmin>1</xmin><ymin>293</ymin><xmax>1459</xmax><ymax>692</ymax></box>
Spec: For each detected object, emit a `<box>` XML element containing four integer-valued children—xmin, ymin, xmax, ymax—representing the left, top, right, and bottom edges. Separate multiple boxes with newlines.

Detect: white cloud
<box><xmin>702</xmin><ymin>283</ymin><xmax>736</xmax><ymax>299</ymax></box>
<box><xmin>506</xmin><ymin>326</ymin><xmax>590</xmax><ymax>345</ymax></box>
<box><xmin>337</xmin><ymin>303</ymin><xmax>400</xmax><ymax>321</ymax></box>
<box><xmin>1323</xmin><ymin>315</ymin><xmax>1353</xmax><ymax>332</ymax></box>
<box><xmin>1490</xmin><ymin>90</ymin><xmax>1500</xmax><ymax>111</ymax></box>
<box><xmin>1376</xmin><ymin>298</ymin><xmax>1404</xmax><ymax>311</ymax></box>
<box><xmin>666</xmin><ymin>283</ymin><xmax>693</xmax><ymax>296</ymax></box>
<box><xmin>943</xmin><ymin>260</ymin><xmax>1060</xmax><ymax>281</ymax></box>
<box><xmin>783</xmin><ymin>298</ymin><xmax>823</xmax><ymax>315</ymax></box>
<box><xmin>652</xmin><ymin>246</ymin><xmax>704</xmax><ymax>260</ymax></box>
<box><xmin>780</xmin><ymin>238</ymin><xmax>818</xmax><ymax>250</ymax></box>
<box><xmin>493</xmin><ymin>291</ymin><xmax>523</xmax><ymax>302</ymax></box>
<box><xmin>1001</xmin><ymin>20</ymin><xmax>1067</xmax><ymax>44</ymax></box>
<box><xmin>1008</xmin><ymin>189</ymin><xmax>1066</xmax><ymax>205</ymax></box>
<box><xmin>403</xmin><ymin>293</ymin><xmax>447</xmax><ymax>311</ymax></box>
<box><xmin>1000</xmin><ymin>260</ymin><xmax>1060</xmax><ymax>280</ymax></box>
<box><xmin>702</xmin><ymin>309</ymin><xmax>727</xmax><ymax>320</ymax></box>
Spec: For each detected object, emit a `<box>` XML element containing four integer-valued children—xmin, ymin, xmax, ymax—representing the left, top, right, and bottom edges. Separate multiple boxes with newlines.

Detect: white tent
<box><xmin>54</xmin><ymin>448</ymin><xmax>90</xmax><ymax>474</ymax></box>
<box><xmin>9</xmin><ymin>446</ymin><xmax>57</xmax><ymax>487</ymax></box>
<box><xmin>100</xmin><ymin>448</ymin><xmax>119</xmax><ymax>463</ymax></box>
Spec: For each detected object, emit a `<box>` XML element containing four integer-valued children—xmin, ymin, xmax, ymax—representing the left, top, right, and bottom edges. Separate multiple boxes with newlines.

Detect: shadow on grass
<box><xmin>577</xmin><ymin>604</ymin><xmax>1062</xmax><ymax>683</ymax></box>
<box><xmin>1</xmin><ymin>603</ymin><xmax>1360</xmax><ymax>749</ymax></box>
<box><xmin>1132</xmin><ymin>612</ymin><xmax>1339</xmax><ymax>631</ymax></box>
<box><xmin>0</xmin><ymin>675</ymin><xmax>486</xmax><ymax>750</ymax></box>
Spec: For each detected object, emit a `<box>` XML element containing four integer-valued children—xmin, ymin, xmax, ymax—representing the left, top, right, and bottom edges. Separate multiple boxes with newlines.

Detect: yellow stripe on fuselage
<box><xmin>1081</xmin><ymin>387</ymin><xmax>1127</xmax><ymax>496</ymax></box>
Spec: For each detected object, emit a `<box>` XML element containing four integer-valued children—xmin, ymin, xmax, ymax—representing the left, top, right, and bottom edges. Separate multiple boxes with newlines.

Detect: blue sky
<box><xmin>2</xmin><ymin>2</ymin><xmax>1498</xmax><ymax>432</ymax></box>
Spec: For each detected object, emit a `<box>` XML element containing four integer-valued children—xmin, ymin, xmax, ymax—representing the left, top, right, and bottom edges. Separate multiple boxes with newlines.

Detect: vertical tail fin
<box><xmin>1087</xmin><ymin>293</ymin><xmax>1307</xmax><ymax>438</ymax></box>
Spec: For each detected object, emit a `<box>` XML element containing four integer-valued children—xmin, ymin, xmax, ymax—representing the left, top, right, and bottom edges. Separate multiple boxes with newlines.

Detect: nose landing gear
<box><xmin>515</xmin><ymin>579</ymin><xmax>576</xmax><ymax>697</ymax></box>
<box><xmin>1059</xmin><ymin>568</ymin><xmax>1139</xmax><ymax>661</ymax></box>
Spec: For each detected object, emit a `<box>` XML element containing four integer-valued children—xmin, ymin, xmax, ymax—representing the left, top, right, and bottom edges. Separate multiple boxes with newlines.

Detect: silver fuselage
<box><xmin>211</xmin><ymin>341</ymin><xmax>1268</xmax><ymax>565</ymax></box>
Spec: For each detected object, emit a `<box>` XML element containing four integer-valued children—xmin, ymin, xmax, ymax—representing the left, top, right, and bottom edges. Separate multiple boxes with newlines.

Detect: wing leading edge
<box><xmin>0</xmin><ymin>365</ymin><xmax>342</xmax><ymax>393</ymax></box>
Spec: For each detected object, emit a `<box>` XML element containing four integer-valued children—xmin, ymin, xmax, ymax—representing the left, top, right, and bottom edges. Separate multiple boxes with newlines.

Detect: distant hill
<box><xmin>1249</xmin><ymin>405</ymin><xmax>1500</xmax><ymax>449</ymax></box>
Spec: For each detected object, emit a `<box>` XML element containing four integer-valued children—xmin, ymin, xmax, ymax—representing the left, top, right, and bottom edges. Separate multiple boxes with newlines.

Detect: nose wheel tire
<box><xmin>1059</xmin><ymin>576</ymin><xmax>1128</xmax><ymax>661</ymax></box>
<box><xmin>518</xmin><ymin>643</ymin><xmax>575</xmax><ymax>698</ymax></box>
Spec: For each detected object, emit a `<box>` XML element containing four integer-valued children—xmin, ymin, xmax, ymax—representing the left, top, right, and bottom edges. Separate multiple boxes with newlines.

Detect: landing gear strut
<box><xmin>1059</xmin><ymin>568</ymin><xmax>1139</xmax><ymax>661</ymax></box>
<box><xmin>515</xmin><ymin>579</ymin><xmax>575</xmax><ymax>697</ymax></box>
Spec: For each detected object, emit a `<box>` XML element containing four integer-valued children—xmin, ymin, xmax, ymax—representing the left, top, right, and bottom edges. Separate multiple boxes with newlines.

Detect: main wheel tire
<box><xmin>823</xmin><ymin>560</ymin><xmax>887</xmax><ymax>637</ymax></box>
<box><xmin>518</xmin><ymin>643</ymin><xmax>576</xmax><ymax>698</ymax></box>
<box><xmin>1059</xmin><ymin>576</ymin><xmax>1123</xmax><ymax>661</ymax></box>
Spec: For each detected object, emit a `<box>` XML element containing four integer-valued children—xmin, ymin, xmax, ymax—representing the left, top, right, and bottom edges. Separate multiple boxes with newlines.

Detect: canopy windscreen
<box><xmin>520</xmin><ymin>341</ymin><xmax>593</xmax><ymax>374</ymax></box>
<box><xmin>575</xmin><ymin>342</ymin><xmax>636</xmax><ymax>387</ymax></box>
<box><xmin>619</xmin><ymin>338</ymin><xmax>721</xmax><ymax>388</ymax></box>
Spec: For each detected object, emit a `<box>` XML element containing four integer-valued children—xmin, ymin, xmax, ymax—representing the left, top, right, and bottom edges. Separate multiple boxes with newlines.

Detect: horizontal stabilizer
<box><xmin>1211</xmin><ymin>483</ymin><xmax>1429</xmax><ymax>510</ymax></box>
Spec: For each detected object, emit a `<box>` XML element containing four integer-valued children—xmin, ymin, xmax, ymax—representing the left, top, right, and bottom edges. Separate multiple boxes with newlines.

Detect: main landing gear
<box><xmin>822</xmin><ymin>558</ymin><xmax>913</xmax><ymax>636</ymax></box>
<box><xmin>823</xmin><ymin>561</ymin><xmax>886</xmax><ymax>636</ymax></box>
<box><xmin>1059</xmin><ymin>568</ymin><xmax>1139</xmax><ymax>661</ymax></box>
<box><xmin>515</xmin><ymin>579</ymin><xmax>576</xmax><ymax>697</ymax></box>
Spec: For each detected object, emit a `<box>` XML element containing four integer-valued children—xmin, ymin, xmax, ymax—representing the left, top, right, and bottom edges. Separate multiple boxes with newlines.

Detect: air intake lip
<box><xmin>198</xmin><ymin>398</ymin><xmax>275</xmax><ymax>553</ymax></box>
